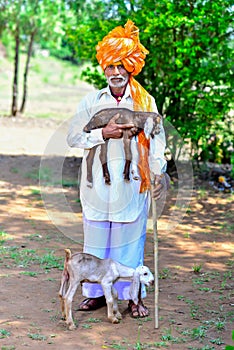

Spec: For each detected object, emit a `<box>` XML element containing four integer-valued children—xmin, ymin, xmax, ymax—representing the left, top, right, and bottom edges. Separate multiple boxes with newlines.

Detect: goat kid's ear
<box><xmin>129</xmin><ymin>271</ymin><xmax>140</xmax><ymax>305</ymax></box>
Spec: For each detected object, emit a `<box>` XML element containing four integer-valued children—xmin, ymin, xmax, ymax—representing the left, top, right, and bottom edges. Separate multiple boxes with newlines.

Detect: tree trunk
<box><xmin>19</xmin><ymin>30</ymin><xmax>36</xmax><ymax>113</ymax></box>
<box><xmin>11</xmin><ymin>25</ymin><xmax>20</xmax><ymax>117</ymax></box>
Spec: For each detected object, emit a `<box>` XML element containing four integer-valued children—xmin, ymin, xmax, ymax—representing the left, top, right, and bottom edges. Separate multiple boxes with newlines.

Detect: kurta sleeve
<box><xmin>67</xmin><ymin>93</ymin><xmax>105</xmax><ymax>149</ymax></box>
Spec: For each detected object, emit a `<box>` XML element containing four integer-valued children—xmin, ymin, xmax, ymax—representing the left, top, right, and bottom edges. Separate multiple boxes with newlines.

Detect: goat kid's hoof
<box><xmin>116</xmin><ymin>312</ymin><xmax>122</xmax><ymax>320</ymax></box>
<box><xmin>123</xmin><ymin>173</ymin><xmax>130</xmax><ymax>182</ymax></box>
<box><xmin>132</xmin><ymin>174</ymin><xmax>140</xmax><ymax>181</ymax></box>
<box><xmin>67</xmin><ymin>323</ymin><xmax>76</xmax><ymax>331</ymax></box>
<box><xmin>104</xmin><ymin>177</ymin><xmax>111</xmax><ymax>185</ymax></box>
<box><xmin>111</xmin><ymin>317</ymin><xmax>120</xmax><ymax>324</ymax></box>
<box><xmin>86</xmin><ymin>180</ymin><xmax>93</xmax><ymax>188</ymax></box>
<box><xmin>58</xmin><ymin>319</ymin><xmax>66</xmax><ymax>325</ymax></box>
<box><xmin>124</xmin><ymin>176</ymin><xmax>130</xmax><ymax>182</ymax></box>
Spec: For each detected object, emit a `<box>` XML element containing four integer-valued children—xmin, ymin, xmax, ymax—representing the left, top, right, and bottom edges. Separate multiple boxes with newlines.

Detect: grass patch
<box><xmin>27</xmin><ymin>333</ymin><xmax>47</xmax><ymax>341</ymax></box>
<box><xmin>28</xmin><ymin>233</ymin><xmax>43</xmax><ymax>241</ymax></box>
<box><xmin>86</xmin><ymin>317</ymin><xmax>102</xmax><ymax>323</ymax></box>
<box><xmin>0</xmin><ymin>329</ymin><xmax>11</xmax><ymax>339</ymax></box>
<box><xmin>0</xmin><ymin>230</ymin><xmax>12</xmax><ymax>245</ymax></box>
<box><xmin>25</xmin><ymin>169</ymin><xmax>40</xmax><ymax>181</ymax></box>
<box><xmin>159</xmin><ymin>268</ymin><xmax>171</xmax><ymax>279</ymax></box>
<box><xmin>192</xmin><ymin>263</ymin><xmax>203</xmax><ymax>273</ymax></box>
<box><xmin>38</xmin><ymin>251</ymin><xmax>64</xmax><ymax>270</ymax></box>
<box><xmin>62</xmin><ymin>179</ymin><xmax>77</xmax><ymax>187</ymax></box>
<box><xmin>10</xmin><ymin>167</ymin><xmax>19</xmax><ymax>174</ymax></box>
<box><xmin>30</xmin><ymin>188</ymin><xmax>41</xmax><ymax>196</ymax></box>
<box><xmin>20</xmin><ymin>271</ymin><xmax>39</xmax><ymax>277</ymax></box>
<box><xmin>0</xmin><ymin>246</ymin><xmax>63</xmax><ymax>271</ymax></box>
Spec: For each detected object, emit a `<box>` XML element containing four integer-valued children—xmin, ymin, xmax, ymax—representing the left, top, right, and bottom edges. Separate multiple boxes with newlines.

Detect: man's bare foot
<box><xmin>128</xmin><ymin>299</ymin><xmax>149</xmax><ymax>318</ymax></box>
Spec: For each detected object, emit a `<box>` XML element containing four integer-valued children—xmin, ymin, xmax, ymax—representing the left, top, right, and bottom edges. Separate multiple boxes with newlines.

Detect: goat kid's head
<box><xmin>136</xmin><ymin>266</ymin><xmax>154</xmax><ymax>286</ymax></box>
<box><xmin>129</xmin><ymin>266</ymin><xmax>154</xmax><ymax>305</ymax></box>
<box><xmin>144</xmin><ymin>115</ymin><xmax>161</xmax><ymax>139</ymax></box>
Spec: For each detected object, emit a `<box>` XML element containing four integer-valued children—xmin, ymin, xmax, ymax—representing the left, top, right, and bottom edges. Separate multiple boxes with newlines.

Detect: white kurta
<box><xmin>67</xmin><ymin>84</ymin><xmax>167</xmax><ymax>223</ymax></box>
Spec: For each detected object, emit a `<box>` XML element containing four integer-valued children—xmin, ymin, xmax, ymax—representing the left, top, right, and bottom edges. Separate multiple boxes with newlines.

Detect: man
<box><xmin>67</xmin><ymin>20</ymin><xmax>168</xmax><ymax>317</ymax></box>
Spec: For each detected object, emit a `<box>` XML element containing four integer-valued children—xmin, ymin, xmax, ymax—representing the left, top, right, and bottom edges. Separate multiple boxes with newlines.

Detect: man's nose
<box><xmin>113</xmin><ymin>66</ymin><xmax>121</xmax><ymax>75</ymax></box>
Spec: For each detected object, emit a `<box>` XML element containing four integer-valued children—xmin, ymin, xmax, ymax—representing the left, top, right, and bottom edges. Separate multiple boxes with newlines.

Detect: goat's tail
<box><xmin>59</xmin><ymin>248</ymin><xmax>72</xmax><ymax>319</ymax></box>
<box><xmin>65</xmin><ymin>248</ymin><xmax>72</xmax><ymax>261</ymax></box>
<box><xmin>59</xmin><ymin>249</ymin><xmax>71</xmax><ymax>299</ymax></box>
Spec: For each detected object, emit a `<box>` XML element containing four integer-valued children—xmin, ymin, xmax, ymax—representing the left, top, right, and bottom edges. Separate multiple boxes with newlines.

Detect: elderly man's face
<box><xmin>105</xmin><ymin>64</ymin><xmax>130</xmax><ymax>89</ymax></box>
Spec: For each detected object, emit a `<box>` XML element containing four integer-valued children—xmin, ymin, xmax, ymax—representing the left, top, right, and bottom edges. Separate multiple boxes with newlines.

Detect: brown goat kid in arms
<box><xmin>59</xmin><ymin>249</ymin><xmax>154</xmax><ymax>330</ymax></box>
<box><xmin>83</xmin><ymin>108</ymin><xmax>162</xmax><ymax>187</ymax></box>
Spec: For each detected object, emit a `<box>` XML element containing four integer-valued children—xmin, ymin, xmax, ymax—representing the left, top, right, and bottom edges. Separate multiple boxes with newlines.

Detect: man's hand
<box><xmin>102</xmin><ymin>113</ymin><xmax>136</xmax><ymax>139</ymax></box>
<box><xmin>152</xmin><ymin>173</ymin><xmax>170</xmax><ymax>200</ymax></box>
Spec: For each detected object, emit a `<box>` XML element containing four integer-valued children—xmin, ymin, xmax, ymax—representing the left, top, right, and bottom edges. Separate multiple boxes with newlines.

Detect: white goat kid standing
<box><xmin>59</xmin><ymin>249</ymin><xmax>154</xmax><ymax>330</ymax></box>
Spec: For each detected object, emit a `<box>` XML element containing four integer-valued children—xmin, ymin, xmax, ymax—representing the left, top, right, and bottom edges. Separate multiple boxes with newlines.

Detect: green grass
<box><xmin>27</xmin><ymin>333</ymin><xmax>47</xmax><ymax>341</ymax></box>
<box><xmin>0</xmin><ymin>245</ymin><xmax>63</xmax><ymax>271</ymax></box>
<box><xmin>20</xmin><ymin>271</ymin><xmax>39</xmax><ymax>277</ymax></box>
<box><xmin>0</xmin><ymin>328</ymin><xmax>11</xmax><ymax>339</ymax></box>
<box><xmin>30</xmin><ymin>188</ymin><xmax>41</xmax><ymax>196</ymax></box>
<box><xmin>0</xmin><ymin>230</ymin><xmax>11</xmax><ymax>245</ymax></box>
<box><xmin>192</xmin><ymin>263</ymin><xmax>203</xmax><ymax>273</ymax></box>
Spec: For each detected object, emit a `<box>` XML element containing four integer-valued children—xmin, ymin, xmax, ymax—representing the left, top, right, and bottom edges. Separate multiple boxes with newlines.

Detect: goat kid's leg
<box><xmin>123</xmin><ymin>131</ymin><xmax>132</xmax><ymax>182</ymax></box>
<box><xmin>130</xmin><ymin>138</ymin><xmax>140</xmax><ymax>180</ymax></box>
<box><xmin>99</xmin><ymin>141</ymin><xmax>111</xmax><ymax>185</ymax></box>
<box><xmin>102</xmin><ymin>284</ymin><xmax>120</xmax><ymax>324</ymax></box>
<box><xmin>59</xmin><ymin>295</ymin><xmax>66</xmax><ymax>320</ymax></box>
<box><xmin>123</xmin><ymin>160</ymin><xmax>131</xmax><ymax>182</ymax></box>
<box><xmin>86</xmin><ymin>146</ymin><xmax>97</xmax><ymax>188</ymax></box>
<box><xmin>112</xmin><ymin>286</ymin><xmax>122</xmax><ymax>321</ymax></box>
<box><xmin>64</xmin><ymin>281</ymin><xmax>79</xmax><ymax>330</ymax></box>
<box><xmin>58</xmin><ymin>271</ymin><xmax>69</xmax><ymax>320</ymax></box>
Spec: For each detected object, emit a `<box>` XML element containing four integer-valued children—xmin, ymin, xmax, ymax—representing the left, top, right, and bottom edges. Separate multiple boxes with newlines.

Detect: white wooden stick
<box><xmin>150</xmin><ymin>174</ymin><xmax>159</xmax><ymax>329</ymax></box>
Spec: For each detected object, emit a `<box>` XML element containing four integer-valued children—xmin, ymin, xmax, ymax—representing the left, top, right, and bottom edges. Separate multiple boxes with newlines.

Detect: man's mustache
<box><xmin>109</xmin><ymin>75</ymin><xmax>125</xmax><ymax>80</ymax></box>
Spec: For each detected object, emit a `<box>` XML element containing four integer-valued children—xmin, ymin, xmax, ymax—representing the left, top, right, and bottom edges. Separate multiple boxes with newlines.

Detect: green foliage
<box><xmin>66</xmin><ymin>0</ymin><xmax>233</xmax><ymax>164</ymax></box>
<box><xmin>0</xmin><ymin>0</ymin><xmax>233</xmax><ymax>164</ymax></box>
<box><xmin>81</xmin><ymin>66</ymin><xmax>107</xmax><ymax>89</ymax></box>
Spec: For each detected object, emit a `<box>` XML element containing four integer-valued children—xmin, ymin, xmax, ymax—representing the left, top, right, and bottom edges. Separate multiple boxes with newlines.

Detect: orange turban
<box><xmin>96</xmin><ymin>20</ymin><xmax>148</xmax><ymax>76</ymax></box>
<box><xmin>96</xmin><ymin>20</ymin><xmax>153</xmax><ymax>112</ymax></box>
<box><xmin>96</xmin><ymin>20</ymin><xmax>153</xmax><ymax>192</ymax></box>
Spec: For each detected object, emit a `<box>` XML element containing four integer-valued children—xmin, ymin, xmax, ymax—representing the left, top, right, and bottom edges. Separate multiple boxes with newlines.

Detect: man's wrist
<box><xmin>102</xmin><ymin>129</ymin><xmax>109</xmax><ymax>141</ymax></box>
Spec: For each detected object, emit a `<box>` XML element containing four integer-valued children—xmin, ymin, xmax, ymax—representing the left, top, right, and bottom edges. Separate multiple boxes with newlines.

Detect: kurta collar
<box><xmin>98</xmin><ymin>84</ymin><xmax>132</xmax><ymax>100</ymax></box>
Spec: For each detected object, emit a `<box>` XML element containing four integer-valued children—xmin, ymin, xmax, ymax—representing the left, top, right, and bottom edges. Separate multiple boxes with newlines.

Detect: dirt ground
<box><xmin>0</xmin><ymin>116</ymin><xmax>233</xmax><ymax>350</ymax></box>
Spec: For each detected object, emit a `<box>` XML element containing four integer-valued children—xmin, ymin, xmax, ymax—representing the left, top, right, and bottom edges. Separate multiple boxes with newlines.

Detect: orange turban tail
<box><xmin>96</xmin><ymin>20</ymin><xmax>153</xmax><ymax>192</ymax></box>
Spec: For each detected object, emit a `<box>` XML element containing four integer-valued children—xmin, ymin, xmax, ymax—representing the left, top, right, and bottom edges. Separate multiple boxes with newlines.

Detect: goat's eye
<box><xmin>144</xmin><ymin>272</ymin><xmax>148</xmax><ymax>276</ymax></box>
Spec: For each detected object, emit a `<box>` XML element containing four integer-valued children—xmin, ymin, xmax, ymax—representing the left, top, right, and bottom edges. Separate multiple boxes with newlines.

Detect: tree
<box><xmin>1</xmin><ymin>0</ymin><xmax>67</xmax><ymax>116</ymax></box>
<box><xmin>0</xmin><ymin>1</ymin><xmax>8</xmax><ymax>36</ymax></box>
<box><xmin>19</xmin><ymin>0</ymin><xmax>67</xmax><ymax>113</ymax></box>
<box><xmin>69</xmin><ymin>0</ymin><xmax>233</xmax><ymax>163</ymax></box>
<box><xmin>136</xmin><ymin>0</ymin><xmax>233</xmax><ymax>162</ymax></box>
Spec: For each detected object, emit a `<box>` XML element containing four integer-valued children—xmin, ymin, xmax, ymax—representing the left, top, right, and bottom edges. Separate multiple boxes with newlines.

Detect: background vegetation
<box><xmin>0</xmin><ymin>0</ymin><xmax>233</xmax><ymax>166</ymax></box>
